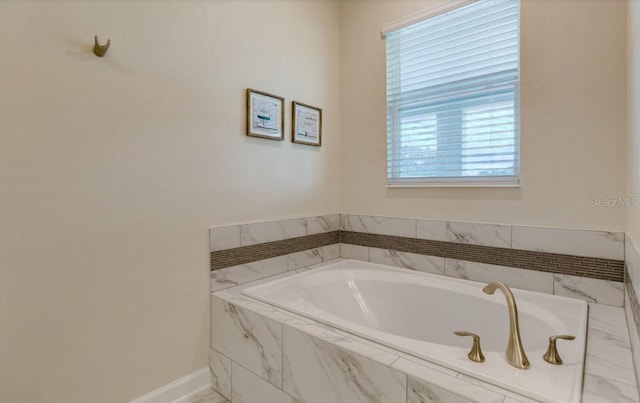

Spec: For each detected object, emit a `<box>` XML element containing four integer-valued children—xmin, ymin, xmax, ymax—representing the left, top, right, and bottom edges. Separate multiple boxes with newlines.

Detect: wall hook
<box><xmin>93</xmin><ymin>35</ymin><xmax>111</xmax><ymax>57</ymax></box>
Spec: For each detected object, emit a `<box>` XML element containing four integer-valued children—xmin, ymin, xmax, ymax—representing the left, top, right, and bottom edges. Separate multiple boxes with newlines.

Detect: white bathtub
<box><xmin>242</xmin><ymin>259</ymin><xmax>588</xmax><ymax>403</ymax></box>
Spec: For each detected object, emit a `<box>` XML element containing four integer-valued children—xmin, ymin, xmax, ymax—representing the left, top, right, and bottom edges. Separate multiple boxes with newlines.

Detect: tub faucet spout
<box><xmin>482</xmin><ymin>282</ymin><xmax>530</xmax><ymax>369</ymax></box>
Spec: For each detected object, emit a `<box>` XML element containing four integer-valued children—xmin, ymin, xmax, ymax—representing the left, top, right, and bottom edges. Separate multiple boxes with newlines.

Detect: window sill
<box><xmin>387</xmin><ymin>177</ymin><xmax>520</xmax><ymax>188</ymax></box>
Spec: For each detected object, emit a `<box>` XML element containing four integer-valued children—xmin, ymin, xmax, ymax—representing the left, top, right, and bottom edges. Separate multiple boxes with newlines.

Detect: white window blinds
<box><xmin>385</xmin><ymin>0</ymin><xmax>520</xmax><ymax>187</ymax></box>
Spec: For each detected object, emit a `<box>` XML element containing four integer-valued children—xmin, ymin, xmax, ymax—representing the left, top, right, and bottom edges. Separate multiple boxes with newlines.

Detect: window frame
<box><xmin>384</xmin><ymin>0</ymin><xmax>521</xmax><ymax>188</ymax></box>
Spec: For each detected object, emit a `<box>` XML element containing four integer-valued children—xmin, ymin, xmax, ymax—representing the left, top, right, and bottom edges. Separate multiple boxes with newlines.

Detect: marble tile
<box><xmin>212</xmin><ymin>290</ymin><xmax>281</xmax><ymax>319</ymax></box>
<box><xmin>306</xmin><ymin>214</ymin><xmax>340</xmax><ymax>235</ymax></box>
<box><xmin>294</xmin><ymin>257</ymin><xmax>344</xmax><ymax>273</ymax></box>
<box><xmin>174</xmin><ymin>387</ymin><xmax>229</xmax><ymax>403</ymax></box>
<box><xmin>316</xmin><ymin>329</ymin><xmax>400</xmax><ymax>367</ymax></box>
<box><xmin>512</xmin><ymin>226</ymin><xmax>624</xmax><ymax>260</ymax></box>
<box><xmin>407</xmin><ymin>376</ymin><xmax>502</xmax><ymax>403</ymax></box>
<box><xmin>369</xmin><ymin>248</ymin><xmax>444</xmax><ymax>275</ymax></box>
<box><xmin>346</xmin><ymin>214</ymin><xmax>416</xmax><ymax>238</ymax></box>
<box><xmin>444</xmin><ymin>259</ymin><xmax>554</xmax><ymax>293</ymax></box>
<box><xmin>240</xmin><ymin>219</ymin><xmax>307</xmax><ymax>246</ymax></box>
<box><xmin>340</xmin><ymin>243</ymin><xmax>369</xmax><ymax>261</ymax></box>
<box><xmin>416</xmin><ymin>219</ymin><xmax>449</xmax><ymax>242</ymax></box>
<box><xmin>209</xmin><ymin>225</ymin><xmax>241</xmax><ymax>252</ymax></box>
<box><xmin>307</xmin><ymin>257</ymin><xmax>344</xmax><ymax>268</ymax></box>
<box><xmin>231</xmin><ymin>362</ymin><xmax>300</xmax><ymax>403</ymax></box>
<box><xmin>586</xmin><ymin>342</ymin><xmax>637</xmax><ymax>387</ymax></box>
<box><xmin>340</xmin><ymin>213</ymin><xmax>349</xmax><ymax>231</ymax></box>
<box><xmin>216</xmin><ymin>288</ymin><xmax>331</xmax><ymax>339</ymax></box>
<box><xmin>389</xmin><ymin>355</ymin><xmax>458</xmax><ymax>380</ymax></box>
<box><xmin>329</xmin><ymin>327</ymin><xmax>467</xmax><ymax>378</ymax></box>
<box><xmin>626</xmin><ymin>280</ymin><xmax>640</xmax><ymax>342</ymax></box>
<box><xmin>445</xmin><ymin>221</ymin><xmax>511</xmax><ymax>248</ymax></box>
<box><xmin>625</xmin><ymin>292</ymin><xmax>640</xmax><ymax>392</ymax></box>
<box><xmin>588</xmin><ymin>303</ymin><xmax>630</xmax><ymax>349</ymax></box>
<box><xmin>287</xmin><ymin>244</ymin><xmax>339</xmax><ymax>270</ymax></box>
<box><xmin>393</xmin><ymin>359</ymin><xmax>504</xmax><ymax>403</ymax></box>
<box><xmin>211</xmin><ymin>256</ymin><xmax>288</xmax><ymax>292</ymax></box>
<box><xmin>209</xmin><ymin>348</ymin><xmax>232</xmax><ymax>399</ymax></box>
<box><xmin>272</xmin><ymin>313</ymin><xmax>331</xmax><ymax>339</ymax></box>
<box><xmin>210</xmin><ymin>295</ymin><xmax>283</xmax><ymax>387</ymax></box>
<box><xmin>582</xmin><ymin>373</ymin><xmax>639</xmax><ymax>403</ymax></box>
<box><xmin>456</xmin><ymin>374</ymin><xmax>540</xmax><ymax>403</ymax></box>
<box><xmin>587</xmin><ymin>304</ymin><xmax>636</xmax><ymax>387</ymax></box>
<box><xmin>627</xmin><ymin>236</ymin><xmax>640</xmax><ymax>295</ymax></box>
<box><xmin>282</xmin><ymin>326</ymin><xmax>406</xmax><ymax>403</ymax></box>
<box><xmin>554</xmin><ymin>274</ymin><xmax>624</xmax><ymax>306</ymax></box>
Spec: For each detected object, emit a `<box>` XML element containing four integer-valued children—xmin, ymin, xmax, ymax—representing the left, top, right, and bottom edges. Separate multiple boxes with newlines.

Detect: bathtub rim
<box><xmin>241</xmin><ymin>257</ymin><xmax>590</xmax><ymax>308</ymax></box>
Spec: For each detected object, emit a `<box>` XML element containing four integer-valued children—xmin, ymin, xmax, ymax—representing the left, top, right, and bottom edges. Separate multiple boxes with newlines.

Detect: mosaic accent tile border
<box><xmin>210</xmin><ymin>228</ymin><xmax>623</xmax><ymax>282</ymax></box>
<box><xmin>341</xmin><ymin>231</ymin><xmax>624</xmax><ymax>282</ymax></box>
<box><xmin>210</xmin><ymin>231</ymin><xmax>340</xmax><ymax>271</ymax></box>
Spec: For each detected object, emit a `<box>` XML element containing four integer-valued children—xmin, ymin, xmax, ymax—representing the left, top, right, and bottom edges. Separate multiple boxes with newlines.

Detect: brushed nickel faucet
<box><xmin>483</xmin><ymin>282</ymin><xmax>530</xmax><ymax>369</ymax></box>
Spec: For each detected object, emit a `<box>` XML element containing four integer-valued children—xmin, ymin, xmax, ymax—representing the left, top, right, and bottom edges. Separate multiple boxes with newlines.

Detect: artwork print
<box><xmin>246</xmin><ymin>89</ymin><xmax>284</xmax><ymax>140</ymax></box>
<box><xmin>292</xmin><ymin>102</ymin><xmax>322</xmax><ymax>146</ymax></box>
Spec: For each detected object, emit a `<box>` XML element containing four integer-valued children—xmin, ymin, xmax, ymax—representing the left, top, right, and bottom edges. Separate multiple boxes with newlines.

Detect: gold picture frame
<box><xmin>292</xmin><ymin>101</ymin><xmax>322</xmax><ymax>147</ymax></box>
<box><xmin>246</xmin><ymin>88</ymin><xmax>285</xmax><ymax>141</ymax></box>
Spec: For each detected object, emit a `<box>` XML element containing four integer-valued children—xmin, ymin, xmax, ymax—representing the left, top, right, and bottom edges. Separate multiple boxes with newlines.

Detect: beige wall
<box><xmin>628</xmin><ymin>0</ymin><xmax>640</xmax><ymax>243</ymax></box>
<box><xmin>340</xmin><ymin>0</ymin><xmax>627</xmax><ymax>230</ymax></box>
<box><xmin>0</xmin><ymin>1</ymin><xmax>341</xmax><ymax>402</ymax></box>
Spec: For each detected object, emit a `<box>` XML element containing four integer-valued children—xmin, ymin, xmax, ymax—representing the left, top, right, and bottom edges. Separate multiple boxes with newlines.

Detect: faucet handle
<box><xmin>454</xmin><ymin>331</ymin><xmax>485</xmax><ymax>363</ymax></box>
<box><xmin>543</xmin><ymin>334</ymin><xmax>575</xmax><ymax>365</ymax></box>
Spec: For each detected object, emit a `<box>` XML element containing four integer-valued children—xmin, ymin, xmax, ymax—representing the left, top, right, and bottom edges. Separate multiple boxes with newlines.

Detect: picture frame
<box><xmin>246</xmin><ymin>88</ymin><xmax>285</xmax><ymax>141</ymax></box>
<box><xmin>292</xmin><ymin>101</ymin><xmax>322</xmax><ymax>146</ymax></box>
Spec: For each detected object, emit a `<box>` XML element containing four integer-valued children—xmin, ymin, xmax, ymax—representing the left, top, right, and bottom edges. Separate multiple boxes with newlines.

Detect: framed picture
<box><xmin>246</xmin><ymin>88</ymin><xmax>285</xmax><ymax>140</ymax></box>
<box><xmin>292</xmin><ymin>101</ymin><xmax>322</xmax><ymax>146</ymax></box>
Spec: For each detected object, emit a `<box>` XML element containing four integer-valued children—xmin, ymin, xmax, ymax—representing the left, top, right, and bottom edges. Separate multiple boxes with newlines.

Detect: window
<box><xmin>384</xmin><ymin>0</ymin><xmax>520</xmax><ymax>186</ymax></box>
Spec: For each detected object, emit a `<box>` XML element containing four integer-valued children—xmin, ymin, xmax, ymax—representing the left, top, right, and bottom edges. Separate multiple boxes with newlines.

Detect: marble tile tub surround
<box><xmin>210</xmin><ymin>244</ymin><xmax>340</xmax><ymax>292</ymax></box>
<box><xmin>341</xmin><ymin>214</ymin><xmax>624</xmax><ymax>284</ymax></box>
<box><xmin>209</xmin><ymin>266</ymin><xmax>639</xmax><ymax>403</ymax></box>
<box><xmin>342</xmin><ymin>214</ymin><xmax>624</xmax><ymax>260</ymax></box>
<box><xmin>212</xmin><ymin>213</ymin><xmax>623</xmax><ymax>259</ymax></box>
<box><xmin>210</xmin><ymin>215</ymin><xmax>340</xmax><ymax>251</ymax></box>
<box><xmin>210</xmin><ymin>232</ymin><xmax>339</xmax><ymax>271</ymax></box>
<box><xmin>341</xmin><ymin>231</ymin><xmax>623</xmax><ymax>283</ymax></box>
<box><xmin>210</xmin><ymin>278</ymin><xmax>510</xmax><ymax>403</ymax></box>
<box><xmin>210</xmin><ymin>215</ymin><xmax>339</xmax><ymax>270</ymax></box>
<box><xmin>584</xmin><ymin>304</ymin><xmax>640</xmax><ymax>403</ymax></box>
<box><xmin>625</xmin><ymin>235</ymin><xmax>640</xmax><ymax>391</ymax></box>
<box><xmin>210</xmin><ymin>214</ymin><xmax>625</xmax><ymax>293</ymax></box>
<box><xmin>340</xmin><ymin>245</ymin><xmax>624</xmax><ymax>306</ymax></box>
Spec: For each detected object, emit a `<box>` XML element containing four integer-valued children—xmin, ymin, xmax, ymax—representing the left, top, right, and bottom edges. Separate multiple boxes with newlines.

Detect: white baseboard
<box><xmin>130</xmin><ymin>368</ymin><xmax>210</xmax><ymax>403</ymax></box>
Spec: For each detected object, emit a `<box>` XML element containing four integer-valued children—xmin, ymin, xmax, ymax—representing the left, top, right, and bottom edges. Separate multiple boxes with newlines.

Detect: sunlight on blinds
<box><xmin>386</xmin><ymin>0</ymin><xmax>520</xmax><ymax>186</ymax></box>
